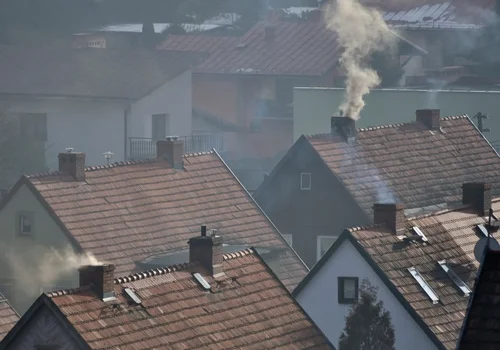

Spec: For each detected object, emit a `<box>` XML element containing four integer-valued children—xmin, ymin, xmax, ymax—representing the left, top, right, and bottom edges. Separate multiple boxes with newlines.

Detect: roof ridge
<box><xmin>46</xmin><ymin>285</ymin><xmax>92</xmax><ymax>298</ymax></box>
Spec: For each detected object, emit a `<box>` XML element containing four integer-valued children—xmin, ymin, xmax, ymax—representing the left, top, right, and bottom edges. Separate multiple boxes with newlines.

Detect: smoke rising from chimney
<box><xmin>325</xmin><ymin>0</ymin><xmax>396</xmax><ymax>120</ymax></box>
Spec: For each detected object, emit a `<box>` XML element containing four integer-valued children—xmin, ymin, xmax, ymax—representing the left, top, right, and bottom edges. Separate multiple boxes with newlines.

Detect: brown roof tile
<box><xmin>348</xmin><ymin>200</ymin><xmax>500</xmax><ymax>349</ymax></box>
<box><xmin>26</xmin><ymin>152</ymin><xmax>307</xmax><ymax>291</ymax></box>
<box><xmin>0</xmin><ymin>295</ymin><xmax>19</xmax><ymax>341</ymax></box>
<box><xmin>308</xmin><ymin>116</ymin><xmax>500</xmax><ymax>215</ymax></box>
<box><xmin>45</xmin><ymin>250</ymin><xmax>332</xmax><ymax>349</ymax></box>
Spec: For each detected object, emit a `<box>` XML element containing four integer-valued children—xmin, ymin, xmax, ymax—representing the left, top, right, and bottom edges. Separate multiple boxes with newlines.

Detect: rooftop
<box><xmin>0</xmin><ymin>294</ymin><xmax>18</xmax><ymax>341</ymax></box>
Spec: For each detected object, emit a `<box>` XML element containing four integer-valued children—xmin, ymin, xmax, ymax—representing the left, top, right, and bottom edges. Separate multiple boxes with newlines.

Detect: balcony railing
<box><xmin>129</xmin><ymin>134</ymin><xmax>227</xmax><ymax>160</ymax></box>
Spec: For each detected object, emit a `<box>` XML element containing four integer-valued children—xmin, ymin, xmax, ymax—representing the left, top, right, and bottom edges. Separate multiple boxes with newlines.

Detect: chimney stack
<box><xmin>331</xmin><ymin>116</ymin><xmax>356</xmax><ymax>142</ymax></box>
<box><xmin>373</xmin><ymin>203</ymin><xmax>405</xmax><ymax>234</ymax></box>
<box><xmin>188</xmin><ymin>225</ymin><xmax>224</xmax><ymax>277</ymax></box>
<box><xmin>156</xmin><ymin>136</ymin><xmax>184</xmax><ymax>169</ymax></box>
<box><xmin>79</xmin><ymin>264</ymin><xmax>115</xmax><ymax>300</ymax></box>
<box><xmin>416</xmin><ymin>109</ymin><xmax>440</xmax><ymax>130</ymax></box>
<box><xmin>58</xmin><ymin>149</ymin><xmax>85</xmax><ymax>181</ymax></box>
<box><xmin>462</xmin><ymin>182</ymin><xmax>492</xmax><ymax>216</ymax></box>
<box><xmin>265</xmin><ymin>25</ymin><xmax>275</xmax><ymax>44</ymax></box>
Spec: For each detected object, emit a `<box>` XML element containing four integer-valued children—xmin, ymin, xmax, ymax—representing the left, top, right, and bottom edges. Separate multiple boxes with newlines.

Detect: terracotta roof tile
<box><xmin>46</xmin><ymin>250</ymin><xmax>332</xmax><ymax>349</ymax></box>
<box><xmin>27</xmin><ymin>152</ymin><xmax>307</xmax><ymax>291</ymax></box>
<box><xmin>308</xmin><ymin>116</ymin><xmax>500</xmax><ymax>215</ymax></box>
<box><xmin>158</xmin><ymin>16</ymin><xmax>340</xmax><ymax>76</ymax></box>
<box><xmin>349</xmin><ymin>200</ymin><xmax>500</xmax><ymax>349</ymax></box>
<box><xmin>0</xmin><ymin>295</ymin><xmax>19</xmax><ymax>341</ymax></box>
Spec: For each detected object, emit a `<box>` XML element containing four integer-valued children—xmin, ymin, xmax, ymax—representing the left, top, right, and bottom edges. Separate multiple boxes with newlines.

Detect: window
<box><xmin>338</xmin><ymin>277</ymin><xmax>359</xmax><ymax>304</ymax></box>
<box><xmin>300</xmin><ymin>173</ymin><xmax>311</xmax><ymax>190</ymax></box>
<box><xmin>35</xmin><ymin>346</ymin><xmax>58</xmax><ymax>350</ymax></box>
<box><xmin>18</xmin><ymin>113</ymin><xmax>47</xmax><ymax>141</ymax></box>
<box><xmin>317</xmin><ymin>235</ymin><xmax>338</xmax><ymax>261</ymax></box>
<box><xmin>282</xmin><ymin>234</ymin><xmax>293</xmax><ymax>247</ymax></box>
<box><xmin>16</xmin><ymin>212</ymin><xmax>34</xmax><ymax>236</ymax></box>
<box><xmin>152</xmin><ymin>114</ymin><xmax>170</xmax><ymax>141</ymax></box>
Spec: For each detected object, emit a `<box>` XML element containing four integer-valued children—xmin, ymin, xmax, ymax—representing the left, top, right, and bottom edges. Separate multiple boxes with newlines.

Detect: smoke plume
<box><xmin>325</xmin><ymin>0</ymin><xmax>396</xmax><ymax>120</ymax></box>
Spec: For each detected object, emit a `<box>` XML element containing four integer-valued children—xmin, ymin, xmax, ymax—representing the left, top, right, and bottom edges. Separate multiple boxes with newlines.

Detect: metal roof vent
<box><xmin>193</xmin><ymin>272</ymin><xmax>211</xmax><ymax>291</ymax></box>
<box><xmin>123</xmin><ymin>288</ymin><xmax>142</xmax><ymax>305</ymax></box>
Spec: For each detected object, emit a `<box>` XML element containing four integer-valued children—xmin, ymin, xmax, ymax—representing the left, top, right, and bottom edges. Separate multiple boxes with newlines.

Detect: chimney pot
<box><xmin>373</xmin><ymin>203</ymin><xmax>405</xmax><ymax>234</ymax></box>
<box><xmin>58</xmin><ymin>151</ymin><xmax>86</xmax><ymax>181</ymax></box>
<box><xmin>462</xmin><ymin>182</ymin><xmax>492</xmax><ymax>216</ymax></box>
<box><xmin>189</xmin><ymin>226</ymin><xmax>224</xmax><ymax>276</ymax></box>
<box><xmin>79</xmin><ymin>264</ymin><xmax>115</xmax><ymax>300</ymax></box>
<box><xmin>156</xmin><ymin>137</ymin><xmax>184</xmax><ymax>169</ymax></box>
<box><xmin>416</xmin><ymin>109</ymin><xmax>440</xmax><ymax>130</ymax></box>
<box><xmin>331</xmin><ymin>116</ymin><xmax>356</xmax><ymax>142</ymax></box>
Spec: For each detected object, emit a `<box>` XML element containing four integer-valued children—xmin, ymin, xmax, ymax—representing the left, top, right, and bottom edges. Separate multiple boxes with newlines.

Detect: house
<box><xmin>0</xmin><ymin>138</ymin><xmax>307</xmax><ymax>315</ymax></box>
<box><xmin>254</xmin><ymin>109</ymin><xmax>500</xmax><ymax>267</ymax></box>
<box><xmin>0</xmin><ymin>293</ymin><xmax>18</xmax><ymax>341</ymax></box>
<box><xmin>293</xmin><ymin>183</ymin><xmax>498</xmax><ymax>349</ymax></box>
<box><xmin>457</xmin><ymin>247</ymin><xmax>500</xmax><ymax>349</ymax></box>
<box><xmin>0</xmin><ymin>231</ymin><xmax>334</xmax><ymax>350</ymax></box>
<box><xmin>0</xmin><ymin>45</ymin><xmax>206</xmax><ymax>170</ymax></box>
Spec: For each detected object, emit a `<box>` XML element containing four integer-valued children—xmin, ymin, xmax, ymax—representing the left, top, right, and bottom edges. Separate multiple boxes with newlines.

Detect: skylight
<box><xmin>408</xmin><ymin>267</ymin><xmax>439</xmax><ymax>304</ymax></box>
<box><xmin>438</xmin><ymin>260</ymin><xmax>471</xmax><ymax>297</ymax></box>
<box><xmin>124</xmin><ymin>288</ymin><xmax>142</xmax><ymax>305</ymax></box>
<box><xmin>412</xmin><ymin>226</ymin><xmax>428</xmax><ymax>242</ymax></box>
<box><xmin>193</xmin><ymin>272</ymin><xmax>211</xmax><ymax>291</ymax></box>
<box><xmin>477</xmin><ymin>224</ymin><xmax>489</xmax><ymax>238</ymax></box>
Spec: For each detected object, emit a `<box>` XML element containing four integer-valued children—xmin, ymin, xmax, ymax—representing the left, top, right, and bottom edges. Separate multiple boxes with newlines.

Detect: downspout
<box><xmin>124</xmin><ymin>105</ymin><xmax>131</xmax><ymax>160</ymax></box>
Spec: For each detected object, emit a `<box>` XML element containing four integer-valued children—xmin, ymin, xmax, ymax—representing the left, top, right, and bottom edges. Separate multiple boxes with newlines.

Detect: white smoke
<box><xmin>325</xmin><ymin>0</ymin><xmax>396</xmax><ymax>120</ymax></box>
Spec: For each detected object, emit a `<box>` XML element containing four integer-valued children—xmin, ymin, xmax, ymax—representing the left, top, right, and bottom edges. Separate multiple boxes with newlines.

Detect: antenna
<box><xmin>103</xmin><ymin>151</ymin><xmax>114</xmax><ymax>165</ymax></box>
<box><xmin>65</xmin><ymin>147</ymin><xmax>74</xmax><ymax>153</ymax></box>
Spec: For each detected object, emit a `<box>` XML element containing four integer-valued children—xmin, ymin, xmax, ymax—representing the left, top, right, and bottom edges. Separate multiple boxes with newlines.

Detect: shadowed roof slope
<box><xmin>458</xmin><ymin>249</ymin><xmax>500</xmax><ymax>350</ymax></box>
<box><xmin>0</xmin><ymin>46</ymin><xmax>203</xmax><ymax>99</ymax></box>
<box><xmin>41</xmin><ymin>250</ymin><xmax>332</xmax><ymax>349</ymax></box>
<box><xmin>307</xmin><ymin>116</ymin><xmax>500</xmax><ymax>215</ymax></box>
<box><xmin>24</xmin><ymin>151</ymin><xmax>307</xmax><ymax>290</ymax></box>
<box><xmin>0</xmin><ymin>294</ymin><xmax>18</xmax><ymax>341</ymax></box>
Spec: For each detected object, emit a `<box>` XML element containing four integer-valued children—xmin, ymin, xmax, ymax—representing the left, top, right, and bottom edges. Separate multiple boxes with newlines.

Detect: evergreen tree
<box><xmin>338</xmin><ymin>279</ymin><xmax>396</xmax><ymax>350</ymax></box>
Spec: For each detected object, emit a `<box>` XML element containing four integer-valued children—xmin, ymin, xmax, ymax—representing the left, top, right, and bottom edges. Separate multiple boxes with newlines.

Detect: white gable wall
<box><xmin>295</xmin><ymin>239</ymin><xmax>439</xmax><ymax>350</ymax></box>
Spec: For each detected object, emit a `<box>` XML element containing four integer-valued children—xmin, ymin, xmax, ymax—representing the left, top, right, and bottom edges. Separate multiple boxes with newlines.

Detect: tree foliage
<box><xmin>338</xmin><ymin>279</ymin><xmax>396</xmax><ymax>350</ymax></box>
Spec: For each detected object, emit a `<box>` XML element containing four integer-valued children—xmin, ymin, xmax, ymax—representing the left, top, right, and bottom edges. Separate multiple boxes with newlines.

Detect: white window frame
<box><xmin>317</xmin><ymin>235</ymin><xmax>338</xmax><ymax>261</ymax></box>
<box><xmin>300</xmin><ymin>173</ymin><xmax>311</xmax><ymax>190</ymax></box>
<box><xmin>282</xmin><ymin>234</ymin><xmax>293</xmax><ymax>247</ymax></box>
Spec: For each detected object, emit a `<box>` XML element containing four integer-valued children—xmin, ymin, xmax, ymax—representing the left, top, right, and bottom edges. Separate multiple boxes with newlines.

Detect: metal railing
<box><xmin>129</xmin><ymin>134</ymin><xmax>227</xmax><ymax>159</ymax></box>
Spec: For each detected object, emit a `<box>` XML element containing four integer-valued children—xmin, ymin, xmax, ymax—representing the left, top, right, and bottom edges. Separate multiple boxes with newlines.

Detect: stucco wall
<box><xmin>0</xmin><ymin>185</ymin><xmax>78</xmax><ymax>314</ymax></box>
<box><xmin>295</xmin><ymin>239</ymin><xmax>439</xmax><ymax>350</ymax></box>
<box><xmin>293</xmin><ymin>87</ymin><xmax>500</xmax><ymax>146</ymax></box>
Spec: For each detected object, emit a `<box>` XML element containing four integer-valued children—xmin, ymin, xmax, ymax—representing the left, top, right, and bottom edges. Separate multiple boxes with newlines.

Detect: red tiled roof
<box><xmin>0</xmin><ymin>295</ymin><xmax>19</xmax><ymax>341</ymax></box>
<box><xmin>44</xmin><ymin>250</ymin><xmax>332</xmax><ymax>349</ymax></box>
<box><xmin>25</xmin><ymin>152</ymin><xmax>307</xmax><ymax>291</ymax></box>
<box><xmin>307</xmin><ymin>116</ymin><xmax>500</xmax><ymax>215</ymax></box>
<box><xmin>345</xmin><ymin>201</ymin><xmax>500</xmax><ymax>349</ymax></box>
<box><xmin>158</xmin><ymin>16</ymin><xmax>341</xmax><ymax>76</ymax></box>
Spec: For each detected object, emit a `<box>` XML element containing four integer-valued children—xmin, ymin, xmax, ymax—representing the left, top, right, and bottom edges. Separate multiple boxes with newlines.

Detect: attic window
<box><xmin>438</xmin><ymin>260</ymin><xmax>471</xmax><ymax>297</ymax></box>
<box><xmin>300</xmin><ymin>173</ymin><xmax>311</xmax><ymax>190</ymax></box>
<box><xmin>412</xmin><ymin>226</ymin><xmax>428</xmax><ymax>242</ymax></box>
<box><xmin>17</xmin><ymin>212</ymin><xmax>34</xmax><ymax>236</ymax></box>
<box><xmin>408</xmin><ymin>267</ymin><xmax>439</xmax><ymax>304</ymax></box>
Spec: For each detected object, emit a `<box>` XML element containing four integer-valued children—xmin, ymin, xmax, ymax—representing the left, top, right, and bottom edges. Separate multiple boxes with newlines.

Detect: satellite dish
<box><xmin>474</xmin><ymin>236</ymin><xmax>500</xmax><ymax>262</ymax></box>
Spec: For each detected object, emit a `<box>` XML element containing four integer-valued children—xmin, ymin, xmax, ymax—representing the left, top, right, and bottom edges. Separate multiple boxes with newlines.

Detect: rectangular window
<box><xmin>18</xmin><ymin>113</ymin><xmax>47</xmax><ymax>141</ymax></box>
<box><xmin>300</xmin><ymin>173</ymin><xmax>311</xmax><ymax>190</ymax></box>
<box><xmin>338</xmin><ymin>277</ymin><xmax>359</xmax><ymax>304</ymax></box>
<box><xmin>152</xmin><ymin>114</ymin><xmax>170</xmax><ymax>141</ymax></box>
<box><xmin>16</xmin><ymin>212</ymin><xmax>34</xmax><ymax>236</ymax></box>
<box><xmin>317</xmin><ymin>235</ymin><xmax>338</xmax><ymax>261</ymax></box>
<box><xmin>282</xmin><ymin>234</ymin><xmax>293</xmax><ymax>247</ymax></box>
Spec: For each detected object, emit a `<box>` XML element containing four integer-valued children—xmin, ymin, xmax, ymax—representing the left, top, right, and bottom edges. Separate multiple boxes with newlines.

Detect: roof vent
<box><xmin>123</xmin><ymin>288</ymin><xmax>142</xmax><ymax>305</ymax></box>
<box><xmin>193</xmin><ymin>272</ymin><xmax>211</xmax><ymax>291</ymax></box>
<box><xmin>408</xmin><ymin>266</ymin><xmax>439</xmax><ymax>304</ymax></box>
<box><xmin>437</xmin><ymin>260</ymin><xmax>471</xmax><ymax>297</ymax></box>
<box><xmin>412</xmin><ymin>226</ymin><xmax>428</xmax><ymax>242</ymax></box>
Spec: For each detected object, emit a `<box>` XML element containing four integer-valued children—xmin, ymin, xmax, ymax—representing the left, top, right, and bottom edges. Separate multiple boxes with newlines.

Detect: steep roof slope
<box><xmin>0</xmin><ymin>294</ymin><xmax>18</xmax><ymax>341</ymax></box>
<box><xmin>0</xmin><ymin>46</ymin><xmax>203</xmax><ymax>99</ymax></box>
<box><xmin>307</xmin><ymin>116</ymin><xmax>500</xmax><ymax>215</ymax></box>
<box><xmin>36</xmin><ymin>250</ymin><xmax>331</xmax><ymax>349</ymax></box>
<box><xmin>25</xmin><ymin>151</ymin><xmax>307</xmax><ymax>290</ymax></box>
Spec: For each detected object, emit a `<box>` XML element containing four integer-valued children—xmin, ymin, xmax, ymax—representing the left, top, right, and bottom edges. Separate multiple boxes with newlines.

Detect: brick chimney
<box><xmin>79</xmin><ymin>264</ymin><xmax>115</xmax><ymax>300</ymax></box>
<box><xmin>416</xmin><ymin>109</ymin><xmax>440</xmax><ymax>130</ymax></box>
<box><xmin>188</xmin><ymin>225</ymin><xmax>224</xmax><ymax>277</ymax></box>
<box><xmin>373</xmin><ymin>203</ymin><xmax>405</xmax><ymax>234</ymax></box>
<box><xmin>58</xmin><ymin>149</ymin><xmax>85</xmax><ymax>181</ymax></box>
<box><xmin>156</xmin><ymin>136</ymin><xmax>184</xmax><ymax>169</ymax></box>
<box><xmin>331</xmin><ymin>116</ymin><xmax>356</xmax><ymax>142</ymax></box>
<box><xmin>463</xmin><ymin>182</ymin><xmax>492</xmax><ymax>216</ymax></box>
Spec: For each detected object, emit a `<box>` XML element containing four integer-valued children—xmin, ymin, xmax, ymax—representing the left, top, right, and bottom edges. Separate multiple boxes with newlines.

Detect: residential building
<box><xmin>293</xmin><ymin>183</ymin><xmax>498</xmax><ymax>349</ymax></box>
<box><xmin>457</xmin><ymin>247</ymin><xmax>500</xmax><ymax>349</ymax></box>
<box><xmin>254</xmin><ymin>109</ymin><xmax>500</xmax><ymax>267</ymax></box>
<box><xmin>0</xmin><ymin>294</ymin><xmax>18</xmax><ymax>341</ymax></box>
<box><xmin>0</xmin><ymin>138</ymin><xmax>307</xmax><ymax>314</ymax></box>
<box><xmin>0</xmin><ymin>231</ymin><xmax>333</xmax><ymax>350</ymax></box>
<box><xmin>0</xmin><ymin>45</ymin><xmax>204</xmax><ymax>170</ymax></box>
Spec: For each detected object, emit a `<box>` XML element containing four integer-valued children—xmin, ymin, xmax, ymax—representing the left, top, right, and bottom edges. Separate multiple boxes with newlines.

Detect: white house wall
<box><xmin>295</xmin><ymin>239</ymin><xmax>439</xmax><ymax>350</ymax></box>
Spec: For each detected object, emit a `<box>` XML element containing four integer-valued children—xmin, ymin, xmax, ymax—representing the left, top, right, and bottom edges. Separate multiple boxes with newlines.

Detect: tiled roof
<box><xmin>0</xmin><ymin>46</ymin><xmax>203</xmax><ymax>99</ymax></box>
<box><xmin>458</xmin><ymin>249</ymin><xmax>500</xmax><ymax>349</ymax></box>
<box><xmin>44</xmin><ymin>250</ymin><xmax>332</xmax><ymax>349</ymax></box>
<box><xmin>307</xmin><ymin>116</ymin><xmax>500</xmax><ymax>215</ymax></box>
<box><xmin>0</xmin><ymin>294</ymin><xmax>18</xmax><ymax>341</ymax></box>
<box><xmin>158</xmin><ymin>16</ymin><xmax>341</xmax><ymax>76</ymax></box>
<box><xmin>25</xmin><ymin>152</ymin><xmax>307</xmax><ymax>291</ymax></box>
<box><xmin>348</xmin><ymin>200</ymin><xmax>500</xmax><ymax>349</ymax></box>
